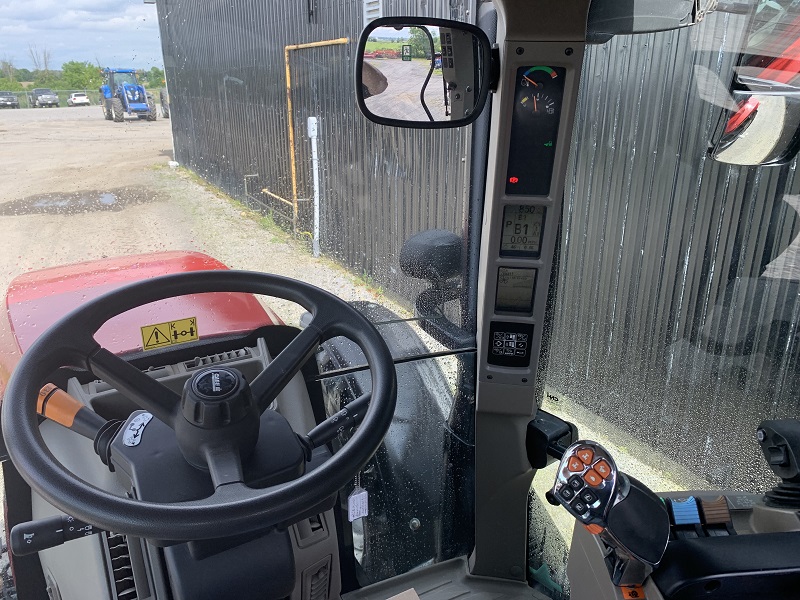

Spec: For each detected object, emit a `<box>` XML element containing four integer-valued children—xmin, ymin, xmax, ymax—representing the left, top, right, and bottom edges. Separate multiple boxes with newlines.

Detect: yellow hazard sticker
<box><xmin>141</xmin><ymin>317</ymin><xmax>198</xmax><ymax>351</ymax></box>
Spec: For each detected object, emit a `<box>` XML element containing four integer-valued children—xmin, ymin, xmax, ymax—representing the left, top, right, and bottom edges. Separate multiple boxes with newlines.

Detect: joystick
<box><xmin>547</xmin><ymin>440</ymin><xmax>670</xmax><ymax>586</ymax></box>
<box><xmin>757</xmin><ymin>419</ymin><xmax>800</xmax><ymax>509</ymax></box>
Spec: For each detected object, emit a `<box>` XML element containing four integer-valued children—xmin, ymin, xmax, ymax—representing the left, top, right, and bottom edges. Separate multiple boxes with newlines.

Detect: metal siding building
<box><xmin>551</xmin><ymin>13</ymin><xmax>800</xmax><ymax>488</ymax></box>
<box><xmin>156</xmin><ymin>4</ymin><xmax>800</xmax><ymax>489</ymax></box>
<box><xmin>156</xmin><ymin>0</ymin><xmax>473</xmax><ymax>303</ymax></box>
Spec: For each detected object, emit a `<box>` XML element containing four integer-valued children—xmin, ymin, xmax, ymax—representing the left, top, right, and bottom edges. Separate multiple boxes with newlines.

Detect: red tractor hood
<box><xmin>1</xmin><ymin>251</ymin><xmax>279</xmax><ymax>396</ymax></box>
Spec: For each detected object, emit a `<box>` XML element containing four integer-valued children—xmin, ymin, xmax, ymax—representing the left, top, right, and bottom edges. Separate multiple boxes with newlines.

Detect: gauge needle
<box><xmin>524</xmin><ymin>76</ymin><xmax>540</xmax><ymax>88</ymax></box>
<box><xmin>534</xmin><ymin>95</ymin><xmax>538</xmax><ymax>112</ymax></box>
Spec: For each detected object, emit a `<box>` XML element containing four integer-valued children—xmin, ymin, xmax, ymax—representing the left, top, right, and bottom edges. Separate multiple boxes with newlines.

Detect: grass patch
<box><xmin>174</xmin><ymin>166</ymin><xmax>293</xmax><ymax>241</ymax></box>
<box><xmin>365</xmin><ymin>40</ymin><xmax>405</xmax><ymax>52</ymax></box>
<box><xmin>163</xmin><ymin>165</ymin><xmax>399</xmax><ymax>306</ymax></box>
<box><xmin>358</xmin><ymin>270</ymin><xmax>384</xmax><ymax>296</ymax></box>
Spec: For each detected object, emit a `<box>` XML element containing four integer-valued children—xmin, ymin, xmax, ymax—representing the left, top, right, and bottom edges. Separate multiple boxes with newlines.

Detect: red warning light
<box><xmin>509</xmin><ymin>176</ymin><xmax>519</xmax><ymax>184</ymax></box>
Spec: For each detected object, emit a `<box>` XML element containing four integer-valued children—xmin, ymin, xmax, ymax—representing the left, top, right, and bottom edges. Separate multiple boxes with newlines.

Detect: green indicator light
<box><xmin>544</xmin><ymin>141</ymin><xmax>553</xmax><ymax>147</ymax></box>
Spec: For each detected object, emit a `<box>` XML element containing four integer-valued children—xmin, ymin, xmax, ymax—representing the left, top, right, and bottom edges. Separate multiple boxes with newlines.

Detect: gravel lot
<box><xmin>0</xmin><ymin>105</ymin><xmax>399</xmax><ymax>326</ymax></box>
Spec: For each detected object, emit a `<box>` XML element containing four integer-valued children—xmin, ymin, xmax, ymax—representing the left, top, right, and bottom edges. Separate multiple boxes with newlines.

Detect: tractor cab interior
<box><xmin>2</xmin><ymin>1</ymin><xmax>800</xmax><ymax>600</ymax></box>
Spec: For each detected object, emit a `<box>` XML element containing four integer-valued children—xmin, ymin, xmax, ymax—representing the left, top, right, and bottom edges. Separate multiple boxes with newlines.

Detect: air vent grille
<box><xmin>184</xmin><ymin>348</ymin><xmax>252</xmax><ymax>369</ymax></box>
<box><xmin>303</xmin><ymin>556</ymin><xmax>331</xmax><ymax>600</ymax></box>
<box><xmin>105</xmin><ymin>532</ymin><xmax>138</xmax><ymax>600</ymax></box>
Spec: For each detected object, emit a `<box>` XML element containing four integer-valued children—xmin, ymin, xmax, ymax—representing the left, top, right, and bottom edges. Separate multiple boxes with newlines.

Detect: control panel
<box><xmin>480</xmin><ymin>57</ymin><xmax>579</xmax><ymax>383</ymax></box>
<box><xmin>488</xmin><ymin>321</ymin><xmax>534</xmax><ymax>367</ymax></box>
<box><xmin>505</xmin><ymin>66</ymin><xmax>567</xmax><ymax>197</ymax></box>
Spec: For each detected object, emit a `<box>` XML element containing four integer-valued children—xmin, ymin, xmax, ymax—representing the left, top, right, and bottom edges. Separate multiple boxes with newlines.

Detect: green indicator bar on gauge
<box><xmin>525</xmin><ymin>66</ymin><xmax>558</xmax><ymax>78</ymax></box>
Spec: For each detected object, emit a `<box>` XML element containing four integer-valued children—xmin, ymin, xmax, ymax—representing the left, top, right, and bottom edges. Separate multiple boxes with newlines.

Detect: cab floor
<box><xmin>343</xmin><ymin>557</ymin><xmax>551</xmax><ymax>600</ymax></box>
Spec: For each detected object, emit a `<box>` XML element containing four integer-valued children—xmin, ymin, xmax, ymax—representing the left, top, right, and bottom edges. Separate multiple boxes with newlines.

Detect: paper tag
<box><xmin>348</xmin><ymin>486</ymin><xmax>369</xmax><ymax>522</ymax></box>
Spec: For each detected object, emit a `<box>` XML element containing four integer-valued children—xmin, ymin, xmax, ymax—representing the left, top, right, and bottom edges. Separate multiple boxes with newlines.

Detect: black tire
<box><xmin>111</xmin><ymin>97</ymin><xmax>125</xmax><ymax>122</ymax></box>
<box><xmin>160</xmin><ymin>88</ymin><xmax>170</xmax><ymax>119</ymax></box>
<box><xmin>146</xmin><ymin>98</ymin><xmax>157</xmax><ymax>121</ymax></box>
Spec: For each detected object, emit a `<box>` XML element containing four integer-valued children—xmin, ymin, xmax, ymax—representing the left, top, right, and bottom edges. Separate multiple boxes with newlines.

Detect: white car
<box><xmin>66</xmin><ymin>92</ymin><xmax>91</xmax><ymax>107</ymax></box>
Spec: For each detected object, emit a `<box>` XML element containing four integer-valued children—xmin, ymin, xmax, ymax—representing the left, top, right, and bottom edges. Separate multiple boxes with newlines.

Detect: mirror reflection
<box><xmin>710</xmin><ymin>91</ymin><xmax>800</xmax><ymax>166</ymax></box>
<box><xmin>359</xmin><ymin>25</ymin><xmax>484</xmax><ymax>123</ymax></box>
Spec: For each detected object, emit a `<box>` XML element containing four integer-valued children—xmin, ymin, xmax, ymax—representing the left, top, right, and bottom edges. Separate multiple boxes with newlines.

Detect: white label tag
<box><xmin>348</xmin><ymin>487</ymin><xmax>369</xmax><ymax>522</ymax></box>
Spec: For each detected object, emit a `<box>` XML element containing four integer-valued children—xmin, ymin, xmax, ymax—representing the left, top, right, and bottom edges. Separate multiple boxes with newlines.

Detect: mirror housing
<box><xmin>355</xmin><ymin>17</ymin><xmax>492</xmax><ymax>129</ymax></box>
<box><xmin>709</xmin><ymin>90</ymin><xmax>800</xmax><ymax>166</ymax></box>
<box><xmin>399</xmin><ymin>229</ymin><xmax>462</xmax><ymax>282</ymax></box>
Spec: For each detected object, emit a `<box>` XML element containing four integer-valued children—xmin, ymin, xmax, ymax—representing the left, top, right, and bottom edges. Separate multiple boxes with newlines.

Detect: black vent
<box><xmin>184</xmin><ymin>348</ymin><xmax>252</xmax><ymax>369</ymax></box>
<box><xmin>303</xmin><ymin>557</ymin><xmax>331</xmax><ymax>600</ymax></box>
<box><xmin>105</xmin><ymin>532</ymin><xmax>137</xmax><ymax>600</ymax></box>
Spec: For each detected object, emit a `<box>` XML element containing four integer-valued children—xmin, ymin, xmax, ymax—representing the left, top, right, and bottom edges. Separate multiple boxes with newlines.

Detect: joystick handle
<box><xmin>548</xmin><ymin>441</ymin><xmax>670</xmax><ymax>573</ymax></box>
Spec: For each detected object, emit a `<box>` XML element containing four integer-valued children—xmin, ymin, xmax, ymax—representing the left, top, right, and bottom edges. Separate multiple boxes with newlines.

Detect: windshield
<box><xmin>1</xmin><ymin>2</ymin><xmax>800</xmax><ymax>599</ymax></box>
<box><xmin>0</xmin><ymin>1</ymin><xmax>476</xmax><ymax>594</ymax></box>
<box><xmin>111</xmin><ymin>72</ymin><xmax>137</xmax><ymax>86</ymax></box>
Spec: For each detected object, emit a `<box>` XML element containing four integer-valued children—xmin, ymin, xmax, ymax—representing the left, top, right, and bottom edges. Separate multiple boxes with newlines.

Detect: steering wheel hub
<box><xmin>193</xmin><ymin>368</ymin><xmax>239</xmax><ymax>400</ymax></box>
<box><xmin>184</xmin><ymin>367</ymin><xmax>251</xmax><ymax>428</ymax></box>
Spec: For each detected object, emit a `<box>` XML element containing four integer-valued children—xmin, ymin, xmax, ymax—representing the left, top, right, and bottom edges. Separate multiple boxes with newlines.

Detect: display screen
<box><xmin>500</xmin><ymin>204</ymin><xmax>545</xmax><ymax>257</ymax></box>
<box><xmin>505</xmin><ymin>65</ymin><xmax>567</xmax><ymax>196</ymax></box>
<box><xmin>495</xmin><ymin>267</ymin><xmax>537</xmax><ymax>313</ymax></box>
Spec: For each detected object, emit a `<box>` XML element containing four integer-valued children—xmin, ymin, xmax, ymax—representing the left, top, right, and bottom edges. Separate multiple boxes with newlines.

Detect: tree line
<box><xmin>0</xmin><ymin>51</ymin><xmax>165</xmax><ymax>92</ymax></box>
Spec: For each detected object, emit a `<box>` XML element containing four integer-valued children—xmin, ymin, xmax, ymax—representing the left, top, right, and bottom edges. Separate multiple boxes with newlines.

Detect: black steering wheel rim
<box><xmin>2</xmin><ymin>270</ymin><xmax>397</xmax><ymax>540</ymax></box>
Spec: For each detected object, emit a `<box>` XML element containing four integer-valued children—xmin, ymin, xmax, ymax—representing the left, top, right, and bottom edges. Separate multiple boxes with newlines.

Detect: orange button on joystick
<box><xmin>568</xmin><ymin>456</ymin><xmax>584</xmax><ymax>472</ymax></box>
<box><xmin>594</xmin><ymin>460</ymin><xmax>612</xmax><ymax>479</ymax></box>
<box><xmin>583</xmin><ymin>469</ymin><xmax>603</xmax><ymax>487</ymax></box>
<box><xmin>577</xmin><ymin>448</ymin><xmax>594</xmax><ymax>465</ymax></box>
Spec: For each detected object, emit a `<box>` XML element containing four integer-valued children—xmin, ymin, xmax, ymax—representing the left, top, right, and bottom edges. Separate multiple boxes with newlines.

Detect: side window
<box><xmin>530</xmin><ymin>7</ymin><xmax>800</xmax><ymax>597</ymax></box>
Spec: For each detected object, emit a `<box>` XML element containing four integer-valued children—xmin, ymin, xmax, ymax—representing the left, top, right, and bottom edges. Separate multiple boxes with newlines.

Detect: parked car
<box><xmin>27</xmin><ymin>88</ymin><xmax>60</xmax><ymax>108</ymax></box>
<box><xmin>66</xmin><ymin>92</ymin><xmax>90</xmax><ymax>107</ymax></box>
<box><xmin>0</xmin><ymin>91</ymin><xmax>19</xmax><ymax>109</ymax></box>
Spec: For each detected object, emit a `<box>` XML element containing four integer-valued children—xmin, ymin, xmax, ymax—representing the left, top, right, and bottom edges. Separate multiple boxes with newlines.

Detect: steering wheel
<box><xmin>2</xmin><ymin>270</ymin><xmax>397</xmax><ymax>541</ymax></box>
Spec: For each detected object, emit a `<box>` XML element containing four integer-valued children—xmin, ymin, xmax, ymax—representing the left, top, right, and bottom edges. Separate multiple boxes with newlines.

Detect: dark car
<box><xmin>0</xmin><ymin>91</ymin><xmax>19</xmax><ymax>109</ymax></box>
<box><xmin>27</xmin><ymin>88</ymin><xmax>59</xmax><ymax>108</ymax></box>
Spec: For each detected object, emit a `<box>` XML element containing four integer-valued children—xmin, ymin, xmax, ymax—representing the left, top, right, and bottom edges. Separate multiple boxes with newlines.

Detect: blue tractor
<box><xmin>99</xmin><ymin>68</ymin><xmax>157</xmax><ymax>122</ymax></box>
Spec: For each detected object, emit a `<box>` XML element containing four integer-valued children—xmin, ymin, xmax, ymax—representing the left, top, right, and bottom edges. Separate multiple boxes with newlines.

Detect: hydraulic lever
<box><xmin>547</xmin><ymin>440</ymin><xmax>670</xmax><ymax>587</ymax></box>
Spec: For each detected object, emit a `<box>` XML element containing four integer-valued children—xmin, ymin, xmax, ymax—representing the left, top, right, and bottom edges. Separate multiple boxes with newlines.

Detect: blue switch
<box><xmin>671</xmin><ymin>497</ymin><xmax>701</xmax><ymax>526</ymax></box>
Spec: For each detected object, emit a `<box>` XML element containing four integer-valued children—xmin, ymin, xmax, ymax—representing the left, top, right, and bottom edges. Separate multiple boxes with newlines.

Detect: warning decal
<box><xmin>141</xmin><ymin>317</ymin><xmax>198</xmax><ymax>350</ymax></box>
<box><xmin>620</xmin><ymin>586</ymin><xmax>646</xmax><ymax>599</ymax></box>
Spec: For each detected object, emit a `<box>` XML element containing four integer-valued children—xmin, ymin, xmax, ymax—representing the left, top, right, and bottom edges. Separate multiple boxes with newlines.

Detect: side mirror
<box><xmin>709</xmin><ymin>90</ymin><xmax>800</xmax><ymax>166</ymax></box>
<box><xmin>355</xmin><ymin>17</ymin><xmax>492</xmax><ymax>129</ymax></box>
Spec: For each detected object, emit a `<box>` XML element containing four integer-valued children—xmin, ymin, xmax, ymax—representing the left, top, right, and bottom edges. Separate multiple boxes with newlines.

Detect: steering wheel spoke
<box><xmin>204</xmin><ymin>446</ymin><xmax>245</xmax><ymax>489</ymax></box>
<box><xmin>251</xmin><ymin>321</ymin><xmax>328</xmax><ymax>412</ymax></box>
<box><xmin>88</xmin><ymin>348</ymin><xmax>181</xmax><ymax>427</ymax></box>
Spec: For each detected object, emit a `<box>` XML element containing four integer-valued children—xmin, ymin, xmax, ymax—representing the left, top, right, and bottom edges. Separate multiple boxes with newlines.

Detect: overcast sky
<box><xmin>0</xmin><ymin>0</ymin><xmax>163</xmax><ymax>72</ymax></box>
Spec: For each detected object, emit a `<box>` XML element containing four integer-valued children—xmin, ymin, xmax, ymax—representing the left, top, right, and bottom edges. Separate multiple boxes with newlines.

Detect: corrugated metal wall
<box><xmin>157</xmin><ymin>3</ymin><xmax>800</xmax><ymax>491</ymax></box>
<box><xmin>547</xmin><ymin>12</ymin><xmax>800</xmax><ymax>490</ymax></box>
<box><xmin>157</xmin><ymin>0</ymin><xmax>473</xmax><ymax>300</ymax></box>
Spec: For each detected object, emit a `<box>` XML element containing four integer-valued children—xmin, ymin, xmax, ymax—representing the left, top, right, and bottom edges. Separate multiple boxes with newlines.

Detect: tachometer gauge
<box><xmin>520</xmin><ymin>92</ymin><xmax>555</xmax><ymax>116</ymax></box>
<box><xmin>519</xmin><ymin>65</ymin><xmax>559</xmax><ymax>88</ymax></box>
